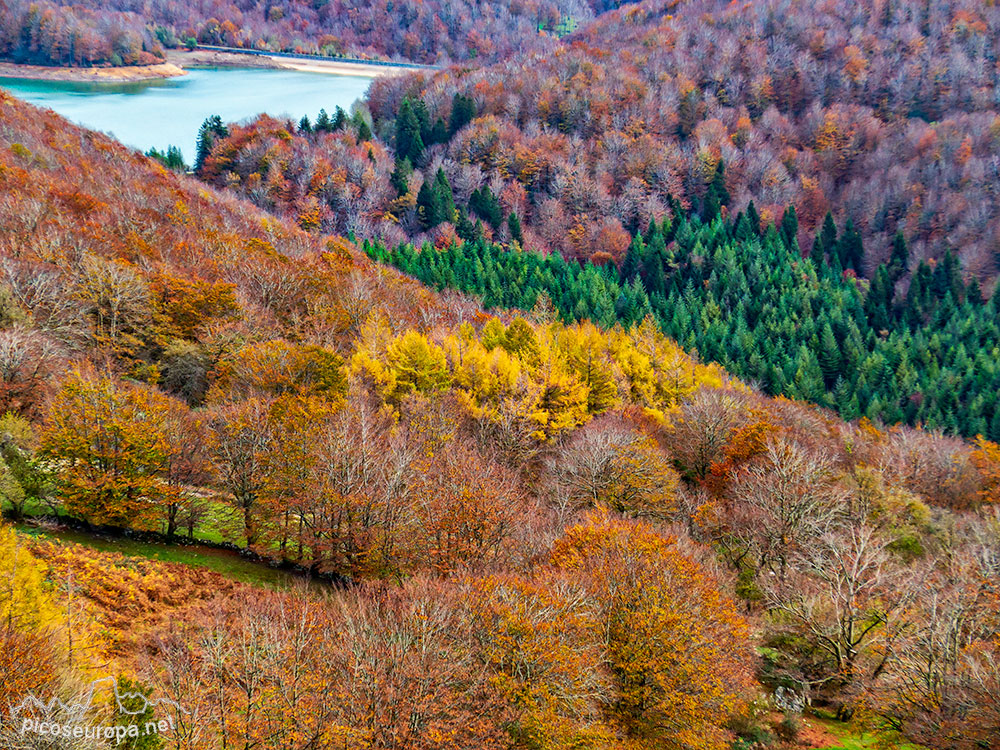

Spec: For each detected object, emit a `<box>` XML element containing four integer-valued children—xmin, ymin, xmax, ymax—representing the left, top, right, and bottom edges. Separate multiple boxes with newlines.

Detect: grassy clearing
<box><xmin>13</xmin><ymin>523</ymin><xmax>304</xmax><ymax>590</ymax></box>
<box><xmin>808</xmin><ymin>713</ymin><xmax>923</xmax><ymax>750</ymax></box>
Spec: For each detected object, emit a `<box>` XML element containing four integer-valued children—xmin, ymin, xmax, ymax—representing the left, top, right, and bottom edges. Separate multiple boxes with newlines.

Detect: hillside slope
<box><xmin>362</xmin><ymin>0</ymin><xmax>1000</xmax><ymax>278</ymax></box>
<box><xmin>1</xmin><ymin>93</ymin><xmax>999</xmax><ymax>749</ymax></box>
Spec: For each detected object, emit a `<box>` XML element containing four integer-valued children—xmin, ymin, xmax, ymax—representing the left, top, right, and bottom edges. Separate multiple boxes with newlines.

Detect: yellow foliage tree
<box><xmin>551</xmin><ymin>512</ymin><xmax>755</xmax><ymax>749</ymax></box>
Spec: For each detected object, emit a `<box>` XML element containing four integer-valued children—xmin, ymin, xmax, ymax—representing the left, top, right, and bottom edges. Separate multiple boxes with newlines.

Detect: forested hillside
<box><xmin>365</xmin><ymin>207</ymin><xmax>1000</xmax><ymax>438</ymax></box>
<box><xmin>353</xmin><ymin>0</ymin><xmax>1000</xmax><ymax>278</ymax></box>
<box><xmin>0</xmin><ymin>0</ymin><xmax>630</xmax><ymax>67</ymax></box>
<box><xmin>2</xmin><ymin>86</ymin><xmax>1000</xmax><ymax>749</ymax></box>
<box><xmin>193</xmin><ymin>106</ymin><xmax>1000</xmax><ymax>439</ymax></box>
<box><xmin>188</xmin><ymin>0</ymin><xmax>1000</xmax><ymax>439</ymax></box>
<box><xmin>0</xmin><ymin>0</ymin><xmax>164</xmax><ymax>67</ymax></box>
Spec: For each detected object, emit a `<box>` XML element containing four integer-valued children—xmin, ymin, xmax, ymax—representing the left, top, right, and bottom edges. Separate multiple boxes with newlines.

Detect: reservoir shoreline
<box><xmin>0</xmin><ymin>61</ymin><xmax>185</xmax><ymax>83</ymax></box>
<box><xmin>0</xmin><ymin>48</ymin><xmax>416</xmax><ymax>85</ymax></box>
<box><xmin>0</xmin><ymin>65</ymin><xmax>375</xmax><ymax>159</ymax></box>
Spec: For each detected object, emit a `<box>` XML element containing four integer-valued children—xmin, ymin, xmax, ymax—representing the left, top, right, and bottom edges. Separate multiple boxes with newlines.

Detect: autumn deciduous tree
<box><xmin>551</xmin><ymin>512</ymin><xmax>756</xmax><ymax>749</ymax></box>
<box><xmin>0</xmin><ymin>524</ymin><xmax>58</xmax><ymax>708</ymax></box>
<box><xmin>222</xmin><ymin>340</ymin><xmax>347</xmax><ymax>401</ymax></box>
<box><xmin>763</xmin><ymin>523</ymin><xmax>913</xmax><ymax>709</ymax></box>
<box><xmin>0</xmin><ymin>327</ymin><xmax>62</xmax><ymax>417</ymax></box>
<box><xmin>725</xmin><ymin>438</ymin><xmax>845</xmax><ymax>586</ymax></box>
<box><xmin>545</xmin><ymin>416</ymin><xmax>678</xmax><ymax>522</ymax></box>
<box><xmin>407</xmin><ymin>442</ymin><xmax>521</xmax><ymax>574</ymax></box>
<box><xmin>667</xmin><ymin>388</ymin><xmax>746</xmax><ymax>481</ymax></box>
<box><xmin>41</xmin><ymin>371</ymin><xmax>172</xmax><ymax>527</ymax></box>
<box><xmin>207</xmin><ymin>397</ymin><xmax>274</xmax><ymax>547</ymax></box>
<box><xmin>161</xmin><ymin>399</ymin><xmax>211</xmax><ymax>538</ymax></box>
<box><xmin>971</xmin><ymin>436</ymin><xmax>1000</xmax><ymax>505</ymax></box>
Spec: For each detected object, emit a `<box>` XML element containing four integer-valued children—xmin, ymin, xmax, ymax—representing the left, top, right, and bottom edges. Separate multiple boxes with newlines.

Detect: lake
<box><xmin>0</xmin><ymin>67</ymin><xmax>374</xmax><ymax>164</ymax></box>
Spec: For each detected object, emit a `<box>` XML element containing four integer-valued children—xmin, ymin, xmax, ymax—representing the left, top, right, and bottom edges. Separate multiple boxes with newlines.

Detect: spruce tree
<box><xmin>195</xmin><ymin>115</ymin><xmax>228</xmax><ymax>173</ymax></box>
<box><xmin>746</xmin><ymin>200</ymin><xmax>761</xmax><ymax>236</ymax></box>
<box><xmin>429</xmin><ymin>117</ymin><xmax>448</xmax><ymax>146</ymax></box>
<box><xmin>395</xmin><ymin>99</ymin><xmax>425</xmax><ymax>163</ymax></box>
<box><xmin>332</xmin><ymin>106</ymin><xmax>348</xmax><ymax>131</ymax></box>
<box><xmin>315</xmin><ymin>108</ymin><xmax>332</xmax><ymax>132</ymax></box>
<box><xmin>433</xmin><ymin>168</ymin><xmax>456</xmax><ymax>224</ymax></box>
<box><xmin>888</xmin><ymin>231</ymin><xmax>909</xmax><ymax>282</ymax></box>
<box><xmin>810</xmin><ymin>234</ymin><xmax>826</xmax><ymax>270</ymax></box>
<box><xmin>642</xmin><ymin>229</ymin><xmax>668</xmax><ymax>297</ymax></box>
<box><xmin>449</xmin><ymin>93</ymin><xmax>476</xmax><ymax>135</ymax></box>
<box><xmin>780</xmin><ymin>205</ymin><xmax>798</xmax><ymax>250</ymax></box>
<box><xmin>620</xmin><ymin>234</ymin><xmax>645</xmax><ymax>281</ymax></box>
<box><xmin>413</xmin><ymin>99</ymin><xmax>432</xmax><ymax>143</ymax></box>
<box><xmin>820</xmin><ymin>211</ymin><xmax>838</xmax><ymax>253</ymax></box>
<box><xmin>838</xmin><ymin>218</ymin><xmax>864</xmax><ymax>271</ymax></box>
<box><xmin>455</xmin><ymin>209</ymin><xmax>475</xmax><ymax>241</ymax></box>
<box><xmin>967</xmin><ymin>277</ymin><xmax>983</xmax><ymax>306</ymax></box>
<box><xmin>470</xmin><ymin>186</ymin><xmax>503</xmax><ymax>229</ymax></box>
<box><xmin>818</xmin><ymin>321</ymin><xmax>842</xmax><ymax>386</ymax></box>
<box><xmin>508</xmin><ymin>212</ymin><xmax>524</xmax><ymax>245</ymax></box>
<box><xmin>390</xmin><ymin>157</ymin><xmax>412</xmax><ymax>196</ymax></box>
<box><xmin>416</xmin><ymin>179</ymin><xmax>442</xmax><ymax>229</ymax></box>
<box><xmin>865</xmin><ymin>264</ymin><xmax>893</xmax><ymax>332</ymax></box>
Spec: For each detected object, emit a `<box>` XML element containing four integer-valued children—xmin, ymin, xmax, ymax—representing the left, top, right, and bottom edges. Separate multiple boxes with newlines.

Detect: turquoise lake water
<box><xmin>0</xmin><ymin>66</ymin><xmax>374</xmax><ymax>164</ymax></box>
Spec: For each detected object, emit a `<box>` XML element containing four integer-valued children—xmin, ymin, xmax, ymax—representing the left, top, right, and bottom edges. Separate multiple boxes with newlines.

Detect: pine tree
<box><xmin>780</xmin><ymin>205</ymin><xmax>798</xmax><ymax>250</ymax></box>
<box><xmin>298</xmin><ymin>114</ymin><xmax>312</xmax><ymax>133</ymax></box>
<box><xmin>449</xmin><ymin>93</ymin><xmax>476</xmax><ymax>135</ymax></box>
<box><xmin>508</xmin><ymin>212</ymin><xmax>524</xmax><ymax>245</ymax></box>
<box><xmin>888</xmin><ymin>231</ymin><xmax>909</xmax><ymax>282</ymax></box>
<box><xmin>390</xmin><ymin>157</ymin><xmax>413</xmax><ymax>196</ymax></box>
<box><xmin>395</xmin><ymin>98</ymin><xmax>425</xmax><ymax>163</ymax></box>
<box><xmin>195</xmin><ymin>115</ymin><xmax>228</xmax><ymax>173</ymax></box>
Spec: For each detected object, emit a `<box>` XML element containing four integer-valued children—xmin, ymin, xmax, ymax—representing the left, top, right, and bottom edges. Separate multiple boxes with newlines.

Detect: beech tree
<box><xmin>41</xmin><ymin>371</ymin><xmax>171</xmax><ymax>527</ymax></box>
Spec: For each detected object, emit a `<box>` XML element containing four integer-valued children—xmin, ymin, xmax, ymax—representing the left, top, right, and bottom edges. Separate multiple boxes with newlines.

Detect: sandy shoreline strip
<box><xmin>169</xmin><ymin>49</ymin><xmax>416</xmax><ymax>77</ymax></box>
<box><xmin>0</xmin><ymin>50</ymin><xmax>417</xmax><ymax>84</ymax></box>
<box><xmin>0</xmin><ymin>61</ymin><xmax>185</xmax><ymax>83</ymax></box>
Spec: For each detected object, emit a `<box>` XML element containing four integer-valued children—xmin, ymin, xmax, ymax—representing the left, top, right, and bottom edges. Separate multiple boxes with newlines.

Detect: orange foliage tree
<box><xmin>40</xmin><ymin>371</ymin><xmax>173</xmax><ymax>527</ymax></box>
<box><xmin>551</xmin><ymin>512</ymin><xmax>756</xmax><ymax>749</ymax></box>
